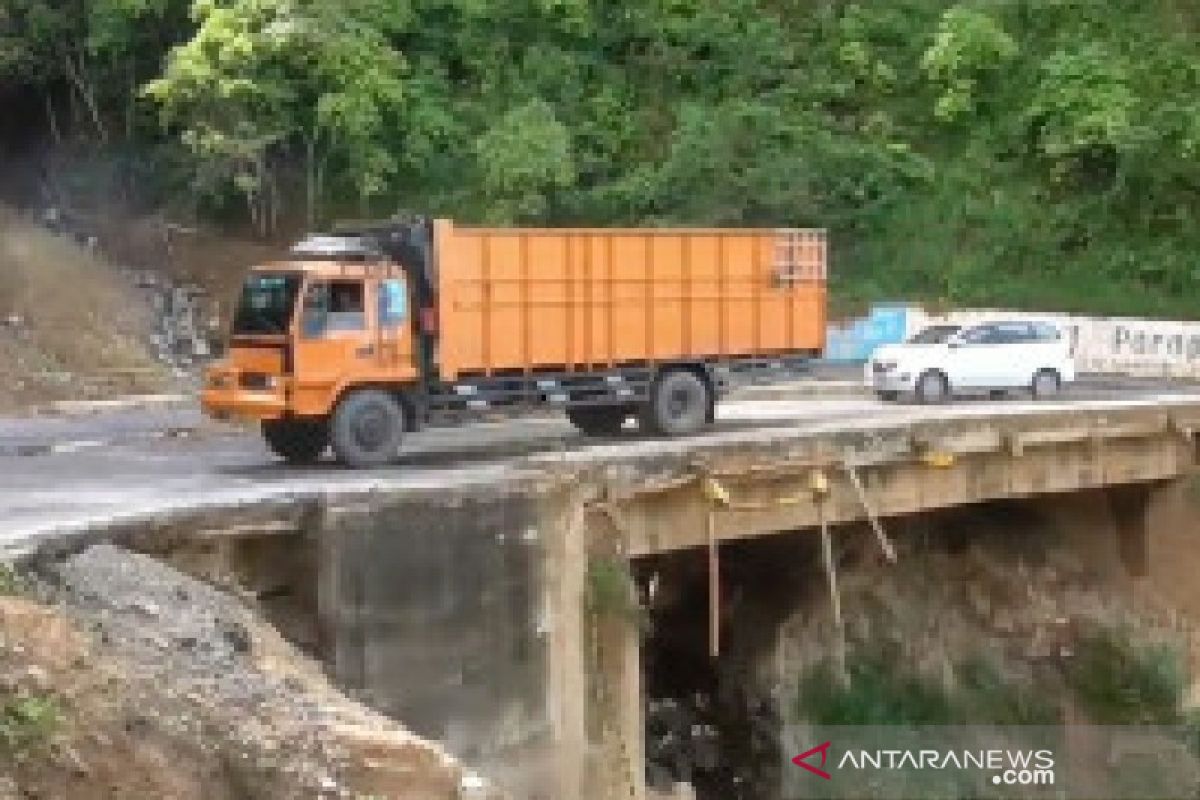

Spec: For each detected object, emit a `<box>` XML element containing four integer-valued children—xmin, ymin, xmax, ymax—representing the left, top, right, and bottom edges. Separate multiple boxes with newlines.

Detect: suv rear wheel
<box><xmin>1031</xmin><ymin>369</ymin><xmax>1061</xmax><ymax>400</ymax></box>
<box><xmin>331</xmin><ymin>389</ymin><xmax>406</xmax><ymax>467</ymax></box>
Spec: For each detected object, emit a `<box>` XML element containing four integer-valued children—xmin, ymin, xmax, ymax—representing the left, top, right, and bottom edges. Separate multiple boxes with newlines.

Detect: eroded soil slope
<box><xmin>0</xmin><ymin>545</ymin><xmax>493</xmax><ymax>800</ymax></box>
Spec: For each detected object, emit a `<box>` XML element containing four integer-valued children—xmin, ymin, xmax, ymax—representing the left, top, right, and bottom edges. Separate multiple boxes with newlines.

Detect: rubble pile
<box><xmin>644</xmin><ymin>692</ymin><xmax>779</xmax><ymax>800</ymax></box>
<box><xmin>15</xmin><ymin>544</ymin><xmax>493</xmax><ymax>800</ymax></box>
<box><xmin>35</xmin><ymin>206</ymin><xmax>222</xmax><ymax>380</ymax></box>
<box><xmin>121</xmin><ymin>268</ymin><xmax>221</xmax><ymax>375</ymax></box>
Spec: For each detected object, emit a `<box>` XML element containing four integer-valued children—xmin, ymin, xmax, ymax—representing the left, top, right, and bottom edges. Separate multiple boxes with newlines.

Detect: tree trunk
<box><xmin>62</xmin><ymin>52</ymin><xmax>108</xmax><ymax>143</ymax></box>
<box><xmin>44</xmin><ymin>93</ymin><xmax>62</xmax><ymax>146</ymax></box>
<box><xmin>305</xmin><ymin>135</ymin><xmax>317</xmax><ymax>229</ymax></box>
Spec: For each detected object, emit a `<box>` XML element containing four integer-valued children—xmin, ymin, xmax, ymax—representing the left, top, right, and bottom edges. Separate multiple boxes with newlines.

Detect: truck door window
<box><xmin>301</xmin><ymin>280</ymin><xmax>365</xmax><ymax>337</ymax></box>
<box><xmin>379</xmin><ymin>279</ymin><xmax>408</xmax><ymax>328</ymax></box>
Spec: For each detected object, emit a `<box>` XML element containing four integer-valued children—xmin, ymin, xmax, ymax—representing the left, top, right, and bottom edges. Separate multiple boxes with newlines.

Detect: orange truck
<box><xmin>201</xmin><ymin>218</ymin><xmax>827</xmax><ymax>467</ymax></box>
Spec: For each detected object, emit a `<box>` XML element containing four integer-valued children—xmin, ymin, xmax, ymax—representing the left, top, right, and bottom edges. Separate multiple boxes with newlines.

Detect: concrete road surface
<box><xmin>4</xmin><ymin>382</ymin><xmax>1200</xmax><ymax>556</ymax></box>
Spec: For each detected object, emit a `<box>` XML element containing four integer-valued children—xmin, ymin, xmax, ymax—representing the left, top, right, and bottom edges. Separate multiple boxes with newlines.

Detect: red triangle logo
<box><xmin>792</xmin><ymin>741</ymin><xmax>833</xmax><ymax>780</ymax></box>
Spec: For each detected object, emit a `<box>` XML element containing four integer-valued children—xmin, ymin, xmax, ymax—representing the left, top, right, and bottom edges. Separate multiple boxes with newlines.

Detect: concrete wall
<box><xmin>316</xmin><ymin>489</ymin><xmax>563</xmax><ymax>798</ymax></box>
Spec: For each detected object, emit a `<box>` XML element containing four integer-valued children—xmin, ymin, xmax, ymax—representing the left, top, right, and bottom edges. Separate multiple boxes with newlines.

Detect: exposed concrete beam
<box><xmin>600</xmin><ymin>424</ymin><xmax>1193</xmax><ymax>558</ymax></box>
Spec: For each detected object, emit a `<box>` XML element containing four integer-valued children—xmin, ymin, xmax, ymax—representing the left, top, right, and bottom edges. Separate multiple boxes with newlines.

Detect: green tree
<box><xmin>474</xmin><ymin>99</ymin><xmax>575</xmax><ymax>222</ymax></box>
<box><xmin>146</xmin><ymin>0</ymin><xmax>407</xmax><ymax>231</ymax></box>
<box><xmin>922</xmin><ymin>6</ymin><xmax>1018</xmax><ymax>122</ymax></box>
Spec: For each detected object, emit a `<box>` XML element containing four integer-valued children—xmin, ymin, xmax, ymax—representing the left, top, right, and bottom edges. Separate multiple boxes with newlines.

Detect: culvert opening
<box><xmin>633</xmin><ymin>494</ymin><xmax>1176</xmax><ymax>800</ymax></box>
<box><xmin>635</xmin><ymin>529</ymin><xmax>829</xmax><ymax>800</ymax></box>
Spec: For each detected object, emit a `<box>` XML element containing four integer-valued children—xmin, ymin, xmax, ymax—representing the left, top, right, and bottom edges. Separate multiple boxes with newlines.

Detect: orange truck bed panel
<box><xmin>434</xmin><ymin>222</ymin><xmax>827</xmax><ymax>379</ymax></box>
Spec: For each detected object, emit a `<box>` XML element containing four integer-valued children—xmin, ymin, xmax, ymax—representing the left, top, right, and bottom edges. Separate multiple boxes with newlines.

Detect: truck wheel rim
<box><xmin>352</xmin><ymin>403</ymin><xmax>392</xmax><ymax>450</ymax></box>
<box><xmin>668</xmin><ymin>387</ymin><xmax>693</xmax><ymax>418</ymax></box>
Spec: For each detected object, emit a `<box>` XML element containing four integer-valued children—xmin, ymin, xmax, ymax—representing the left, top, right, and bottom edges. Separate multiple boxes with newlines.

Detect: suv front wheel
<box><xmin>915</xmin><ymin>370</ymin><xmax>950</xmax><ymax>404</ymax></box>
<box><xmin>1031</xmin><ymin>369</ymin><xmax>1061</xmax><ymax>400</ymax></box>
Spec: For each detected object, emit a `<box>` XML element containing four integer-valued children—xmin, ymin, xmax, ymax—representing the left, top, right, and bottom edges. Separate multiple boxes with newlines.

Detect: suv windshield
<box><xmin>232</xmin><ymin>273</ymin><xmax>301</xmax><ymax>335</ymax></box>
<box><xmin>906</xmin><ymin>325</ymin><xmax>961</xmax><ymax>344</ymax></box>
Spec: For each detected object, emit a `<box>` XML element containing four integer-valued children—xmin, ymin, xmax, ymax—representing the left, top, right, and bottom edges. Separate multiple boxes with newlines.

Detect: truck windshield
<box><xmin>232</xmin><ymin>273</ymin><xmax>301</xmax><ymax>335</ymax></box>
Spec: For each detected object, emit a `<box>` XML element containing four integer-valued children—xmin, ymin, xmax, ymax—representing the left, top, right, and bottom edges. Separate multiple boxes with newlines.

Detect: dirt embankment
<box><xmin>0</xmin><ymin>206</ymin><xmax>284</xmax><ymax>412</ymax></box>
<box><xmin>0</xmin><ymin>546</ymin><xmax>495</xmax><ymax>800</ymax></box>
<box><xmin>0</xmin><ymin>210</ymin><xmax>167</xmax><ymax>410</ymax></box>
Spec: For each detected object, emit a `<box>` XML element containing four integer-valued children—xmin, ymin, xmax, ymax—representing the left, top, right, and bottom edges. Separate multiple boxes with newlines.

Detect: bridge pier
<box><xmin>1104</xmin><ymin>482</ymin><xmax>1164</xmax><ymax>577</ymax></box>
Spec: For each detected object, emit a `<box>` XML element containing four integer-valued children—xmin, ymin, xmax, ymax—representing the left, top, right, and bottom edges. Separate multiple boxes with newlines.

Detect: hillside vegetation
<box><xmin>3</xmin><ymin>1</ymin><xmax>1200</xmax><ymax>317</ymax></box>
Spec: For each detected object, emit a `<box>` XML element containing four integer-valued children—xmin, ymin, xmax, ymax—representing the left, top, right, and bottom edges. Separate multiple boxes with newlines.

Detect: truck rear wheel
<box><xmin>331</xmin><ymin>389</ymin><xmax>405</xmax><ymax>468</ymax></box>
<box><xmin>642</xmin><ymin>369</ymin><xmax>712</xmax><ymax>436</ymax></box>
<box><xmin>261</xmin><ymin>418</ymin><xmax>328</xmax><ymax>465</ymax></box>
<box><xmin>566</xmin><ymin>406</ymin><xmax>629</xmax><ymax>437</ymax></box>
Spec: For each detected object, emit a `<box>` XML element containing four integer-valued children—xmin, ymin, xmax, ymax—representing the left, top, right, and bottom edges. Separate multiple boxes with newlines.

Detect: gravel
<box><xmin>45</xmin><ymin>544</ymin><xmax>360</xmax><ymax>798</ymax></box>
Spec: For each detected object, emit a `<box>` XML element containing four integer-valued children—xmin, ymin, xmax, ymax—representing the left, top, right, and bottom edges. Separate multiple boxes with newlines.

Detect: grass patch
<box><xmin>796</xmin><ymin>652</ymin><xmax>1056</xmax><ymax>726</ymax></box>
<box><xmin>1066</xmin><ymin>627</ymin><xmax>1185</xmax><ymax>725</ymax></box>
<box><xmin>0</xmin><ymin>694</ymin><xmax>61</xmax><ymax>753</ymax></box>
<box><xmin>0</xmin><ymin>564</ymin><xmax>22</xmax><ymax>596</ymax></box>
<box><xmin>585</xmin><ymin>558</ymin><xmax>646</xmax><ymax>629</ymax></box>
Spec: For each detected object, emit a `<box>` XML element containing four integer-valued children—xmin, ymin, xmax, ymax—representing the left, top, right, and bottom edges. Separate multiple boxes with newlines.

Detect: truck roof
<box><xmin>250</xmin><ymin>258</ymin><xmax>403</xmax><ymax>280</ymax></box>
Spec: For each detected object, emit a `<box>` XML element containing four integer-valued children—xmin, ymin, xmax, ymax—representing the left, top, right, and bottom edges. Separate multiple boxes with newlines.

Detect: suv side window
<box><xmin>990</xmin><ymin>323</ymin><xmax>1030</xmax><ymax>344</ymax></box>
<box><xmin>1030</xmin><ymin>323</ymin><xmax>1060</xmax><ymax>342</ymax></box>
<box><xmin>960</xmin><ymin>325</ymin><xmax>997</xmax><ymax>345</ymax></box>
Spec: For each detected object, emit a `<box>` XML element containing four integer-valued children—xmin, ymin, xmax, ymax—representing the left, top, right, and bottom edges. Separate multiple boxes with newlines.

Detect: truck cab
<box><xmin>203</xmin><ymin>219</ymin><xmax>827</xmax><ymax>468</ymax></box>
<box><xmin>202</xmin><ymin>235</ymin><xmax>422</xmax><ymax>465</ymax></box>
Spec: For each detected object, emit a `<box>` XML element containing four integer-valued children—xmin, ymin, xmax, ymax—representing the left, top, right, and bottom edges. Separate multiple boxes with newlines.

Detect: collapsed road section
<box><xmin>6</xmin><ymin>394</ymin><xmax>1200</xmax><ymax>799</ymax></box>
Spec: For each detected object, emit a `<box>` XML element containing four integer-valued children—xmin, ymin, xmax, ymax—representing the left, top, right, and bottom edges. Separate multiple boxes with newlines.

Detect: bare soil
<box><xmin>0</xmin><ymin>209</ymin><xmax>168</xmax><ymax>411</ymax></box>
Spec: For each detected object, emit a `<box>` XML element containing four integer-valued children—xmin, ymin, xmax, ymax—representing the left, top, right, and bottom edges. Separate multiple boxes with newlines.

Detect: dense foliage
<box><xmin>4</xmin><ymin>0</ymin><xmax>1200</xmax><ymax>315</ymax></box>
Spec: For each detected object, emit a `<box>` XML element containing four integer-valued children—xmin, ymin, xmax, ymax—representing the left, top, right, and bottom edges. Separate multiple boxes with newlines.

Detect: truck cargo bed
<box><xmin>433</xmin><ymin>223</ymin><xmax>827</xmax><ymax>379</ymax></box>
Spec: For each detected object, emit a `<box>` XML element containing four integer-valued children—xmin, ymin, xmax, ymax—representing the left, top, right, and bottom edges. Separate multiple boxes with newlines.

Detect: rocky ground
<box><xmin>0</xmin><ymin>545</ymin><xmax>497</xmax><ymax>799</ymax></box>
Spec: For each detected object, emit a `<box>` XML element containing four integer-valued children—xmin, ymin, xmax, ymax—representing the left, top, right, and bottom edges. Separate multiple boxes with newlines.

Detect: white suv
<box><xmin>866</xmin><ymin>321</ymin><xmax>1076</xmax><ymax>403</ymax></box>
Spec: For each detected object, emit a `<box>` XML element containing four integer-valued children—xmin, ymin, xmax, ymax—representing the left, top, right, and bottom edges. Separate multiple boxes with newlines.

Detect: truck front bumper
<box><xmin>201</xmin><ymin>388</ymin><xmax>288</xmax><ymax>422</ymax></box>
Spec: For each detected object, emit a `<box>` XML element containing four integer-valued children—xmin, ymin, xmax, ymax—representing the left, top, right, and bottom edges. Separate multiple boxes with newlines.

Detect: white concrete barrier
<box><xmin>908</xmin><ymin>309</ymin><xmax>1200</xmax><ymax>379</ymax></box>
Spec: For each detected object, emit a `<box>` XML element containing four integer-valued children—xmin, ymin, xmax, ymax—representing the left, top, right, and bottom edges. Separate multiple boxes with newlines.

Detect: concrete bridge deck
<box><xmin>4</xmin><ymin>393</ymin><xmax>1200</xmax><ymax>554</ymax></box>
<box><xmin>6</xmin><ymin>392</ymin><xmax>1200</xmax><ymax>800</ymax></box>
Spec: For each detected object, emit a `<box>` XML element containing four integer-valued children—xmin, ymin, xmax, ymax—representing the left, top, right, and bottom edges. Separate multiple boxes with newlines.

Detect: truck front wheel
<box><xmin>331</xmin><ymin>389</ymin><xmax>406</xmax><ymax>468</ymax></box>
<box><xmin>642</xmin><ymin>369</ymin><xmax>712</xmax><ymax>436</ymax></box>
<box><xmin>261</xmin><ymin>418</ymin><xmax>328</xmax><ymax>465</ymax></box>
<box><xmin>566</xmin><ymin>406</ymin><xmax>629</xmax><ymax>437</ymax></box>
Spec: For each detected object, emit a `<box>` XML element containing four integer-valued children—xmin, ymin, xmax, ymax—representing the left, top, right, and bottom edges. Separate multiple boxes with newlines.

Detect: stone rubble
<box><xmin>39</xmin><ymin>544</ymin><xmax>497</xmax><ymax>800</ymax></box>
<box><xmin>120</xmin><ymin>267</ymin><xmax>222</xmax><ymax>376</ymax></box>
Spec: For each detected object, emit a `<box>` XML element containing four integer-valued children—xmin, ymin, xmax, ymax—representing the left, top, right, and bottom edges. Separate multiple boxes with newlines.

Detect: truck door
<box><xmin>374</xmin><ymin>276</ymin><xmax>416</xmax><ymax>378</ymax></box>
<box><xmin>291</xmin><ymin>278</ymin><xmax>371</xmax><ymax>415</ymax></box>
